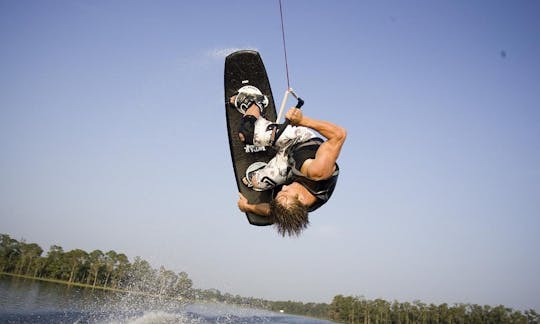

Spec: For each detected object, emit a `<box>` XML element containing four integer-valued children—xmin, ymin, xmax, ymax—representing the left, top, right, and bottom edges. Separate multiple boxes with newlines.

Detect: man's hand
<box><xmin>237</xmin><ymin>192</ymin><xmax>271</xmax><ymax>216</ymax></box>
<box><xmin>285</xmin><ymin>107</ymin><xmax>303</xmax><ymax>125</ymax></box>
<box><xmin>237</xmin><ymin>192</ymin><xmax>250</xmax><ymax>212</ymax></box>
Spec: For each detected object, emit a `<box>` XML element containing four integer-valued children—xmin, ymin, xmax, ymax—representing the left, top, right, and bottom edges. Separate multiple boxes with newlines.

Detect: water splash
<box><xmin>1</xmin><ymin>277</ymin><xmax>333</xmax><ymax>323</ymax></box>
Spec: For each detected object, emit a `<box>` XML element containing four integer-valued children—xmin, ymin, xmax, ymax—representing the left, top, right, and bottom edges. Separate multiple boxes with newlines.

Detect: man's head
<box><xmin>270</xmin><ymin>184</ymin><xmax>309</xmax><ymax>237</ymax></box>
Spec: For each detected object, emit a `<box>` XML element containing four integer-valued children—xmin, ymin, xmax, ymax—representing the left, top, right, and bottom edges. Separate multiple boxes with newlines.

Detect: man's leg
<box><xmin>230</xmin><ymin>85</ymin><xmax>268</xmax><ymax>144</ymax></box>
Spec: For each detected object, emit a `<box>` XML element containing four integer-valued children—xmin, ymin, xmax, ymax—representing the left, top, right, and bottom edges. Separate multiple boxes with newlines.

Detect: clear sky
<box><xmin>1</xmin><ymin>0</ymin><xmax>539</xmax><ymax>312</ymax></box>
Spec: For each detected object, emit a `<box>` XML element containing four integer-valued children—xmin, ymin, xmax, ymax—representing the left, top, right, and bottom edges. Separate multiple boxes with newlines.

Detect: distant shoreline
<box><xmin>0</xmin><ymin>272</ymin><xmax>180</xmax><ymax>300</ymax></box>
<box><xmin>3</xmin><ymin>233</ymin><xmax>537</xmax><ymax>322</ymax></box>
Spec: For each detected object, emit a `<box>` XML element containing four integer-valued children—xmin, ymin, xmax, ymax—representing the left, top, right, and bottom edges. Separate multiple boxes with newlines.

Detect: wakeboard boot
<box><xmin>230</xmin><ymin>85</ymin><xmax>269</xmax><ymax>116</ymax></box>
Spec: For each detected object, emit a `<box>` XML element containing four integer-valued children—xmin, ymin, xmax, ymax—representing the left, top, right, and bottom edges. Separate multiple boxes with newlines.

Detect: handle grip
<box><xmin>272</xmin><ymin>96</ymin><xmax>304</xmax><ymax>145</ymax></box>
<box><xmin>295</xmin><ymin>97</ymin><xmax>304</xmax><ymax>109</ymax></box>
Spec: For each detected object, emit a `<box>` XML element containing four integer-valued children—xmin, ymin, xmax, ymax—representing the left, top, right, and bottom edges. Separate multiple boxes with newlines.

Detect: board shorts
<box><xmin>248</xmin><ymin>116</ymin><xmax>316</xmax><ymax>191</ymax></box>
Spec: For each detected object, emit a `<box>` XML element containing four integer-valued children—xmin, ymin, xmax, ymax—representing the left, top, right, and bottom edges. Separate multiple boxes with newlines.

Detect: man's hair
<box><xmin>270</xmin><ymin>197</ymin><xmax>309</xmax><ymax>237</ymax></box>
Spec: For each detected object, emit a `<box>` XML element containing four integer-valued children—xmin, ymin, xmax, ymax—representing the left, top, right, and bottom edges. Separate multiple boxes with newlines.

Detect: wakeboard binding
<box><xmin>232</xmin><ymin>85</ymin><xmax>269</xmax><ymax>116</ymax></box>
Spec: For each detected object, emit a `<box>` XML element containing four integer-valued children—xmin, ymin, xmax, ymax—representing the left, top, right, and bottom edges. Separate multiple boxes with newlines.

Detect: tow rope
<box><xmin>279</xmin><ymin>0</ymin><xmax>291</xmax><ymax>90</ymax></box>
<box><xmin>276</xmin><ymin>0</ymin><xmax>304</xmax><ymax>125</ymax></box>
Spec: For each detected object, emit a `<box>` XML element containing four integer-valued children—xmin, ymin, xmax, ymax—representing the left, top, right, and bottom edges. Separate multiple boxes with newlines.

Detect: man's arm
<box><xmin>286</xmin><ymin>108</ymin><xmax>347</xmax><ymax>180</ymax></box>
<box><xmin>237</xmin><ymin>193</ymin><xmax>271</xmax><ymax>216</ymax></box>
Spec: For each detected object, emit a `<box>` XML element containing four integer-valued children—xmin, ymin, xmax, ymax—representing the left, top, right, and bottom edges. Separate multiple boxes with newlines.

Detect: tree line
<box><xmin>325</xmin><ymin>295</ymin><xmax>539</xmax><ymax>324</ymax></box>
<box><xmin>0</xmin><ymin>233</ymin><xmax>193</xmax><ymax>299</ymax></box>
<box><xmin>0</xmin><ymin>233</ymin><xmax>286</xmax><ymax>308</ymax></box>
<box><xmin>1</xmin><ymin>234</ymin><xmax>538</xmax><ymax>323</ymax></box>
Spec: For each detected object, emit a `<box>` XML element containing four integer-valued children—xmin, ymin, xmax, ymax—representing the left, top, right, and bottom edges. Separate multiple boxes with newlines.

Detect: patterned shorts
<box><xmin>248</xmin><ymin>117</ymin><xmax>316</xmax><ymax>191</ymax></box>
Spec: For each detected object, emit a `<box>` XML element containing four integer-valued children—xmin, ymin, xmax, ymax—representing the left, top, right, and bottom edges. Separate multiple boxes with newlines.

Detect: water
<box><xmin>0</xmin><ymin>276</ymin><xmax>333</xmax><ymax>323</ymax></box>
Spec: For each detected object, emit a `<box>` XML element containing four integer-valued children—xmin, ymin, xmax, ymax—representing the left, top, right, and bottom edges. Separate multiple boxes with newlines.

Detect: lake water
<box><xmin>0</xmin><ymin>276</ymin><xmax>334</xmax><ymax>323</ymax></box>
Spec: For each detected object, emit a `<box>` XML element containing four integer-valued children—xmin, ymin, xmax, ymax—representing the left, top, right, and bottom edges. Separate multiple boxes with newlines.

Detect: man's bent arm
<box><xmin>298</xmin><ymin>116</ymin><xmax>347</xmax><ymax>146</ymax></box>
<box><xmin>292</xmin><ymin>111</ymin><xmax>347</xmax><ymax>180</ymax></box>
<box><xmin>246</xmin><ymin>202</ymin><xmax>271</xmax><ymax>216</ymax></box>
<box><xmin>237</xmin><ymin>193</ymin><xmax>271</xmax><ymax>216</ymax></box>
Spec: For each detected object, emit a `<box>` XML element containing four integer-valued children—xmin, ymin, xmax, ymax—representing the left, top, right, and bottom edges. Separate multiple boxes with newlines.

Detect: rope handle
<box><xmin>276</xmin><ymin>88</ymin><xmax>303</xmax><ymax>122</ymax></box>
<box><xmin>288</xmin><ymin>88</ymin><xmax>304</xmax><ymax>108</ymax></box>
<box><xmin>272</xmin><ymin>89</ymin><xmax>304</xmax><ymax>146</ymax></box>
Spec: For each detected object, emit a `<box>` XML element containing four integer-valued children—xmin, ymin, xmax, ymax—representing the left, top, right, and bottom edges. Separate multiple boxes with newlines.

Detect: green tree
<box><xmin>438</xmin><ymin>303</ymin><xmax>451</xmax><ymax>324</ymax></box>
<box><xmin>110</xmin><ymin>253</ymin><xmax>129</xmax><ymax>289</ymax></box>
<box><xmin>30</xmin><ymin>256</ymin><xmax>47</xmax><ymax>278</ymax></box>
<box><xmin>451</xmin><ymin>303</ymin><xmax>467</xmax><ymax>324</ymax></box>
<box><xmin>329</xmin><ymin>294</ymin><xmax>357</xmax><ymax>323</ymax></box>
<box><xmin>87</xmin><ymin>249</ymin><xmax>104</xmax><ymax>287</ymax></box>
<box><xmin>44</xmin><ymin>245</ymin><xmax>66</xmax><ymax>279</ymax></box>
<box><xmin>373</xmin><ymin>298</ymin><xmax>391</xmax><ymax>324</ymax></box>
<box><xmin>488</xmin><ymin>305</ymin><xmax>512</xmax><ymax>323</ymax></box>
<box><xmin>103</xmin><ymin>250</ymin><xmax>118</xmax><ymax>287</ymax></box>
<box><xmin>524</xmin><ymin>309</ymin><xmax>540</xmax><ymax>323</ymax></box>
<box><xmin>427</xmin><ymin>303</ymin><xmax>440</xmax><ymax>324</ymax></box>
<box><xmin>175</xmin><ymin>271</ymin><xmax>193</xmax><ymax>299</ymax></box>
<box><xmin>467</xmin><ymin>304</ymin><xmax>485</xmax><ymax>323</ymax></box>
<box><xmin>156</xmin><ymin>266</ymin><xmax>177</xmax><ymax>296</ymax></box>
<box><xmin>127</xmin><ymin>256</ymin><xmax>156</xmax><ymax>293</ymax></box>
<box><xmin>0</xmin><ymin>234</ymin><xmax>21</xmax><ymax>272</ymax></box>
<box><xmin>64</xmin><ymin>249</ymin><xmax>87</xmax><ymax>283</ymax></box>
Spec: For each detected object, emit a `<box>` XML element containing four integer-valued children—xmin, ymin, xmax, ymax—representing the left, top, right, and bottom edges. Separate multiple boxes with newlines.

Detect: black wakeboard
<box><xmin>224</xmin><ymin>50</ymin><xmax>277</xmax><ymax>226</ymax></box>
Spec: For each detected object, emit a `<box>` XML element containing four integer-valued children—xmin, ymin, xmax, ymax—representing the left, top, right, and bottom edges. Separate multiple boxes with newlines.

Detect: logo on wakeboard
<box><xmin>244</xmin><ymin>145</ymin><xmax>266</xmax><ymax>153</ymax></box>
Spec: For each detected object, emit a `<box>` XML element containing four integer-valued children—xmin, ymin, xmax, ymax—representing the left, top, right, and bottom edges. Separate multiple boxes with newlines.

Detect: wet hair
<box><xmin>270</xmin><ymin>197</ymin><xmax>309</xmax><ymax>237</ymax></box>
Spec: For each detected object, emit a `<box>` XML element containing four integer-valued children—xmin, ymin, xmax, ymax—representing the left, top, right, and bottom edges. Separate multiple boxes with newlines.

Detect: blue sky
<box><xmin>1</xmin><ymin>0</ymin><xmax>539</xmax><ymax>311</ymax></box>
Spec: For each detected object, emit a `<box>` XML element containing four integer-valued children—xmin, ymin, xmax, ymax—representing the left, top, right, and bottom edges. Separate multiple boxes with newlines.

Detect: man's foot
<box><xmin>230</xmin><ymin>85</ymin><xmax>268</xmax><ymax>116</ymax></box>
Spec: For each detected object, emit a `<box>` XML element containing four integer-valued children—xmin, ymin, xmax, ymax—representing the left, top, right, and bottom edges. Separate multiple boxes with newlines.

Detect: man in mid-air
<box><xmin>231</xmin><ymin>86</ymin><xmax>346</xmax><ymax>236</ymax></box>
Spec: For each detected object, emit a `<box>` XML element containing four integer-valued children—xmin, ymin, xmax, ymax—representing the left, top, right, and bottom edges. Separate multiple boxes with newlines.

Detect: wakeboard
<box><xmin>224</xmin><ymin>50</ymin><xmax>277</xmax><ymax>226</ymax></box>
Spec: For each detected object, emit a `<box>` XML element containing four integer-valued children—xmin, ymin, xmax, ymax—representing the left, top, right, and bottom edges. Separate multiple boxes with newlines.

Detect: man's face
<box><xmin>275</xmin><ymin>185</ymin><xmax>300</xmax><ymax>208</ymax></box>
